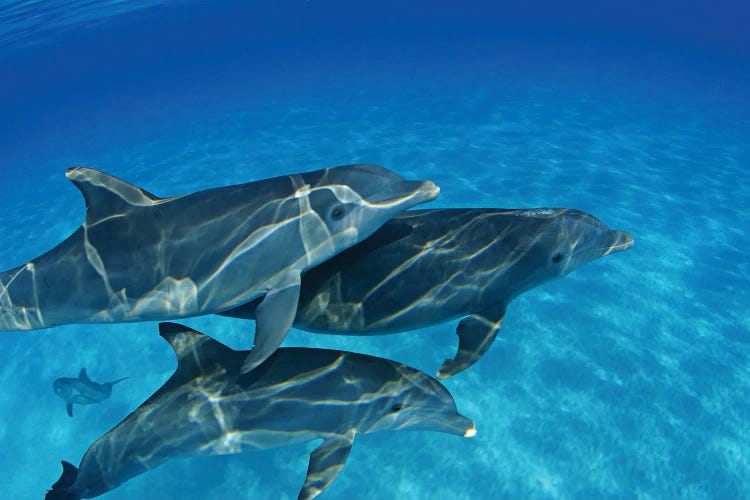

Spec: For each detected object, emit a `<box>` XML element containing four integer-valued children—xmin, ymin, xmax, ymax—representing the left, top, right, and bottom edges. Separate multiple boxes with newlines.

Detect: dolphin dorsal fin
<box><xmin>66</xmin><ymin>167</ymin><xmax>162</xmax><ymax>224</ymax></box>
<box><xmin>78</xmin><ymin>367</ymin><xmax>89</xmax><ymax>381</ymax></box>
<box><xmin>51</xmin><ymin>460</ymin><xmax>79</xmax><ymax>489</ymax></box>
<box><xmin>158</xmin><ymin>322</ymin><xmax>236</xmax><ymax>373</ymax></box>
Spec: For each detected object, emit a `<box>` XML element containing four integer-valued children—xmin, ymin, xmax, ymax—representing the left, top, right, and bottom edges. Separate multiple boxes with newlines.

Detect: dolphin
<box><xmin>53</xmin><ymin>368</ymin><xmax>129</xmax><ymax>417</ymax></box>
<box><xmin>0</xmin><ymin>164</ymin><xmax>439</xmax><ymax>371</ymax></box>
<box><xmin>222</xmin><ymin>207</ymin><xmax>634</xmax><ymax>377</ymax></box>
<box><xmin>45</xmin><ymin>322</ymin><xmax>475</xmax><ymax>500</ymax></box>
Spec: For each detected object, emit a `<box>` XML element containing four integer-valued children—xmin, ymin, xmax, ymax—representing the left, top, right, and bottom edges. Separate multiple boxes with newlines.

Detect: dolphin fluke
<box><xmin>45</xmin><ymin>461</ymin><xmax>81</xmax><ymax>500</ymax></box>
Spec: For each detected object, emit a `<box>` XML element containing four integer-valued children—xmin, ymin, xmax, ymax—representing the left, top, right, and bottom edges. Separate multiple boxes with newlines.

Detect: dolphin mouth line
<box><xmin>408</xmin><ymin>181</ymin><xmax>440</xmax><ymax>206</ymax></box>
<box><xmin>368</xmin><ymin>179</ymin><xmax>440</xmax><ymax>207</ymax></box>
<box><xmin>606</xmin><ymin>236</ymin><xmax>635</xmax><ymax>253</ymax></box>
<box><xmin>612</xmin><ymin>240</ymin><xmax>634</xmax><ymax>251</ymax></box>
<box><xmin>588</xmin><ymin>241</ymin><xmax>633</xmax><ymax>257</ymax></box>
<box><xmin>576</xmin><ymin>237</ymin><xmax>633</xmax><ymax>260</ymax></box>
<box><xmin>592</xmin><ymin>232</ymin><xmax>634</xmax><ymax>256</ymax></box>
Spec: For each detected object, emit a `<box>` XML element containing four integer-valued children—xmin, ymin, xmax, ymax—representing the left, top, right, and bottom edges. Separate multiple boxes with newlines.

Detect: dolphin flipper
<box><xmin>298</xmin><ymin>431</ymin><xmax>355</xmax><ymax>500</ymax></box>
<box><xmin>241</xmin><ymin>279</ymin><xmax>302</xmax><ymax>373</ymax></box>
<box><xmin>66</xmin><ymin>403</ymin><xmax>74</xmax><ymax>417</ymax></box>
<box><xmin>437</xmin><ymin>303</ymin><xmax>507</xmax><ymax>379</ymax></box>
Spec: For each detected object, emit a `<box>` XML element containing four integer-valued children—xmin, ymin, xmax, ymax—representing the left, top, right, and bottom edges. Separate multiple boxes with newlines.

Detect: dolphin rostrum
<box><xmin>45</xmin><ymin>322</ymin><xmax>475</xmax><ymax>499</ymax></box>
<box><xmin>222</xmin><ymin>207</ymin><xmax>634</xmax><ymax>377</ymax></box>
<box><xmin>53</xmin><ymin>368</ymin><xmax>129</xmax><ymax>417</ymax></box>
<box><xmin>0</xmin><ymin>165</ymin><xmax>439</xmax><ymax>371</ymax></box>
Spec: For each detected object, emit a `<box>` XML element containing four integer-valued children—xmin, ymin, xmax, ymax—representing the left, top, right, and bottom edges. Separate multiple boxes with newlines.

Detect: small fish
<box><xmin>53</xmin><ymin>368</ymin><xmax>128</xmax><ymax>417</ymax></box>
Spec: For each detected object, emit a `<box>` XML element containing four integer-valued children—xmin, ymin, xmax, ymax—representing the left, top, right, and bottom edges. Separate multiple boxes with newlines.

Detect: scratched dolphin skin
<box><xmin>53</xmin><ymin>368</ymin><xmax>128</xmax><ymax>417</ymax></box>
<box><xmin>46</xmin><ymin>322</ymin><xmax>475</xmax><ymax>500</ymax></box>
<box><xmin>223</xmin><ymin>208</ymin><xmax>634</xmax><ymax>377</ymax></box>
<box><xmin>0</xmin><ymin>164</ymin><xmax>439</xmax><ymax>371</ymax></box>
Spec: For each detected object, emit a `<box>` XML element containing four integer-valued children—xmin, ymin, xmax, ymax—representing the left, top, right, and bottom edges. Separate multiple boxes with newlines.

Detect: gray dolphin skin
<box><xmin>53</xmin><ymin>368</ymin><xmax>129</xmax><ymax>417</ymax></box>
<box><xmin>222</xmin><ymin>208</ymin><xmax>634</xmax><ymax>378</ymax></box>
<box><xmin>0</xmin><ymin>164</ymin><xmax>440</xmax><ymax>371</ymax></box>
<box><xmin>46</xmin><ymin>322</ymin><xmax>475</xmax><ymax>500</ymax></box>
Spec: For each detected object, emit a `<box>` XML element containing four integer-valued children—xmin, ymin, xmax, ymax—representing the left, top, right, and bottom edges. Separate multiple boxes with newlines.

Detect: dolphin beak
<box><xmin>415</xmin><ymin>411</ymin><xmax>476</xmax><ymax>437</ymax></box>
<box><xmin>414</xmin><ymin>180</ymin><xmax>441</xmax><ymax>203</ymax></box>
<box><xmin>464</xmin><ymin>421</ymin><xmax>477</xmax><ymax>438</ymax></box>
<box><xmin>451</xmin><ymin>414</ymin><xmax>477</xmax><ymax>438</ymax></box>
<box><xmin>604</xmin><ymin>230</ymin><xmax>634</xmax><ymax>255</ymax></box>
<box><xmin>368</xmin><ymin>179</ymin><xmax>440</xmax><ymax>208</ymax></box>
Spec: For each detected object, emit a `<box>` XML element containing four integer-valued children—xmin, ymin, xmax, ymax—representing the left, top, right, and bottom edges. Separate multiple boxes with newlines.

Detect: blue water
<box><xmin>1</xmin><ymin>1</ymin><xmax>749</xmax><ymax>498</ymax></box>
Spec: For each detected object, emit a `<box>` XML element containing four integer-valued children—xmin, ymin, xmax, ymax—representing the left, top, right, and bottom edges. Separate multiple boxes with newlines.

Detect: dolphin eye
<box><xmin>551</xmin><ymin>253</ymin><xmax>564</xmax><ymax>264</ymax></box>
<box><xmin>391</xmin><ymin>404</ymin><xmax>402</xmax><ymax>413</ymax></box>
<box><xmin>328</xmin><ymin>204</ymin><xmax>347</xmax><ymax>221</ymax></box>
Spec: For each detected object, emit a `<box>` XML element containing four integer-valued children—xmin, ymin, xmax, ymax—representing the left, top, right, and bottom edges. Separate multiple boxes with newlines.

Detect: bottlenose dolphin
<box><xmin>53</xmin><ymin>368</ymin><xmax>128</xmax><ymax>417</ymax></box>
<box><xmin>46</xmin><ymin>322</ymin><xmax>475</xmax><ymax>500</ymax></box>
<box><xmin>0</xmin><ymin>164</ymin><xmax>439</xmax><ymax>371</ymax></box>
<box><xmin>222</xmin><ymin>208</ymin><xmax>634</xmax><ymax>377</ymax></box>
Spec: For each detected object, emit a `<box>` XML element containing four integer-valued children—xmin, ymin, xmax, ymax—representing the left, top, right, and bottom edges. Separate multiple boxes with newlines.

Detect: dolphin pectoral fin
<box><xmin>437</xmin><ymin>304</ymin><xmax>507</xmax><ymax>379</ymax></box>
<box><xmin>240</xmin><ymin>278</ymin><xmax>302</xmax><ymax>374</ymax></box>
<box><xmin>66</xmin><ymin>403</ymin><xmax>73</xmax><ymax>417</ymax></box>
<box><xmin>298</xmin><ymin>431</ymin><xmax>355</xmax><ymax>500</ymax></box>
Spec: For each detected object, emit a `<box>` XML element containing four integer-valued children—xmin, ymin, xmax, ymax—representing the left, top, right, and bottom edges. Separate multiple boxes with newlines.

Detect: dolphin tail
<box><xmin>45</xmin><ymin>461</ymin><xmax>81</xmax><ymax>500</ymax></box>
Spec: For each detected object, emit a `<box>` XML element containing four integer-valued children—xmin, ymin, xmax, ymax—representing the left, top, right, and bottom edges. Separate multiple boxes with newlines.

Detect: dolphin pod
<box><xmin>0</xmin><ymin>163</ymin><xmax>635</xmax><ymax>497</ymax></box>
<box><xmin>0</xmin><ymin>164</ymin><xmax>439</xmax><ymax>371</ymax></box>
<box><xmin>221</xmin><ymin>207</ymin><xmax>634</xmax><ymax>377</ymax></box>
<box><xmin>45</xmin><ymin>322</ymin><xmax>475</xmax><ymax>500</ymax></box>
